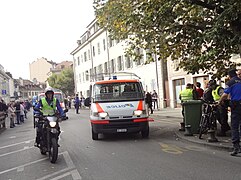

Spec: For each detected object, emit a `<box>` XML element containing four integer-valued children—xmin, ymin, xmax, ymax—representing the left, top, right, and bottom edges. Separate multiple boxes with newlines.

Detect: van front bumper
<box><xmin>91</xmin><ymin>118</ymin><xmax>151</xmax><ymax>134</ymax></box>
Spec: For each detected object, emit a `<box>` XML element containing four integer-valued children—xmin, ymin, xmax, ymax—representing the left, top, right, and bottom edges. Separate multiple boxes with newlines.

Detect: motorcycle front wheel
<box><xmin>49</xmin><ymin>138</ymin><xmax>58</xmax><ymax>163</ymax></box>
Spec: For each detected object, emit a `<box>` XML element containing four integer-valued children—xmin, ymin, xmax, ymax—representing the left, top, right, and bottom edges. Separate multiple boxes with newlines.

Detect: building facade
<box><xmin>71</xmin><ymin>19</ymin><xmax>162</xmax><ymax>105</ymax></box>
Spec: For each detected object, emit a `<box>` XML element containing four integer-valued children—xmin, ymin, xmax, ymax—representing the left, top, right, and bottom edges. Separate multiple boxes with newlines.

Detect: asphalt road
<box><xmin>0</xmin><ymin>108</ymin><xmax>241</xmax><ymax>180</ymax></box>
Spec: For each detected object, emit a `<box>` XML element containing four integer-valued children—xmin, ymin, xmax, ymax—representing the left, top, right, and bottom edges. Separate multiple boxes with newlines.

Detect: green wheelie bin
<box><xmin>182</xmin><ymin>100</ymin><xmax>203</xmax><ymax>135</ymax></box>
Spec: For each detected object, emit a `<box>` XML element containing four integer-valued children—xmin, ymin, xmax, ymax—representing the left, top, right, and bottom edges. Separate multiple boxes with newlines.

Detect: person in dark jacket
<box><xmin>74</xmin><ymin>94</ymin><xmax>80</xmax><ymax>114</ymax></box>
<box><xmin>145</xmin><ymin>92</ymin><xmax>153</xmax><ymax>114</ymax></box>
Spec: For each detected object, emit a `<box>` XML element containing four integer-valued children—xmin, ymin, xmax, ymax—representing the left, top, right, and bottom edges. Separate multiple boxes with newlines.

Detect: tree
<box><xmin>47</xmin><ymin>68</ymin><xmax>75</xmax><ymax>96</ymax></box>
<box><xmin>94</xmin><ymin>0</ymin><xmax>241</xmax><ymax>78</ymax></box>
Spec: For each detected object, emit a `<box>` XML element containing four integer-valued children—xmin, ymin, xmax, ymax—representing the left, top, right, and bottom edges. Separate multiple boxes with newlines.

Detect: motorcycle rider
<box><xmin>34</xmin><ymin>87</ymin><xmax>65</xmax><ymax>147</ymax></box>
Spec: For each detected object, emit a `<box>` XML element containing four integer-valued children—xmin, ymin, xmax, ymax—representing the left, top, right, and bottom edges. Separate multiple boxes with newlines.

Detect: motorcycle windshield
<box><xmin>46</xmin><ymin>116</ymin><xmax>57</xmax><ymax>122</ymax></box>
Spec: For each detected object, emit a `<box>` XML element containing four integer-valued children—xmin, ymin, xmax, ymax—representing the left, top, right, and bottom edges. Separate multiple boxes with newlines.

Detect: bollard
<box><xmin>184</xmin><ymin>124</ymin><xmax>193</xmax><ymax>136</ymax></box>
<box><xmin>179</xmin><ymin>122</ymin><xmax>185</xmax><ymax>131</ymax></box>
<box><xmin>207</xmin><ymin>129</ymin><xmax>218</xmax><ymax>142</ymax></box>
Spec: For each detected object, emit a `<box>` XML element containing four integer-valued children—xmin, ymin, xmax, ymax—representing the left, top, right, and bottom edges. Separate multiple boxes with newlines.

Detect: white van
<box><xmin>89</xmin><ymin>73</ymin><xmax>152</xmax><ymax>140</ymax></box>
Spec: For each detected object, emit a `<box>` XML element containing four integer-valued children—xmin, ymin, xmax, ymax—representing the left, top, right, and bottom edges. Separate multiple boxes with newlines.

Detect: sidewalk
<box><xmin>150</xmin><ymin>108</ymin><xmax>233</xmax><ymax>151</ymax></box>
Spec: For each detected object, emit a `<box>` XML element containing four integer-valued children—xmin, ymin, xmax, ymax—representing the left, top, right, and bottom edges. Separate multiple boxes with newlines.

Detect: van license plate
<box><xmin>117</xmin><ymin>129</ymin><xmax>127</xmax><ymax>132</ymax></box>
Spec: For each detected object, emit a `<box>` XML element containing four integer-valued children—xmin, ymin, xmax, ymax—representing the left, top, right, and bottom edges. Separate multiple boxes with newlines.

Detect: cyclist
<box><xmin>209</xmin><ymin>80</ymin><xmax>230</xmax><ymax>136</ymax></box>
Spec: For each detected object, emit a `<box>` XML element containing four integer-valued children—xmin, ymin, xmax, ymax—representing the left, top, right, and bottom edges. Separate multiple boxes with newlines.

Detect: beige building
<box><xmin>29</xmin><ymin>57</ymin><xmax>56</xmax><ymax>83</ymax></box>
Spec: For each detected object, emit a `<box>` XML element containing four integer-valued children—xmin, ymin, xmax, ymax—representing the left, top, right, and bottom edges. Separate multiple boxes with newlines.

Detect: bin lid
<box><xmin>182</xmin><ymin>100</ymin><xmax>203</xmax><ymax>105</ymax></box>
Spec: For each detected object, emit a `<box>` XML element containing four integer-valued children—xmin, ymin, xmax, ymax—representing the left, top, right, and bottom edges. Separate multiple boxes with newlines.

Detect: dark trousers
<box><xmin>15</xmin><ymin>112</ymin><xmax>20</xmax><ymax>124</ymax></box>
<box><xmin>153</xmin><ymin>99</ymin><xmax>158</xmax><ymax>109</ymax></box>
<box><xmin>231</xmin><ymin>105</ymin><xmax>241</xmax><ymax>148</ymax></box>
<box><xmin>75</xmin><ymin>104</ymin><xmax>80</xmax><ymax>114</ymax></box>
<box><xmin>216</xmin><ymin>105</ymin><xmax>230</xmax><ymax>132</ymax></box>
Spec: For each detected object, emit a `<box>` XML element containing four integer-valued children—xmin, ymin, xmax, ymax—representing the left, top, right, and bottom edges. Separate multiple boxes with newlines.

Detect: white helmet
<box><xmin>45</xmin><ymin>87</ymin><xmax>54</xmax><ymax>96</ymax></box>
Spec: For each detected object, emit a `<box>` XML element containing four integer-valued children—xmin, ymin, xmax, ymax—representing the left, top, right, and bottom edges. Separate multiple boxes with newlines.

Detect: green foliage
<box><xmin>47</xmin><ymin>68</ymin><xmax>75</xmax><ymax>96</ymax></box>
<box><xmin>94</xmin><ymin>0</ymin><xmax>241</xmax><ymax>78</ymax></box>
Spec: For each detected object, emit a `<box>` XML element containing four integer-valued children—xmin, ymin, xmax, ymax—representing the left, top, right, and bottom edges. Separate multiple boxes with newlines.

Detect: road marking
<box><xmin>159</xmin><ymin>143</ymin><xmax>184</xmax><ymax>154</ymax></box>
<box><xmin>0</xmin><ymin>139</ymin><xmax>34</xmax><ymax>150</ymax></box>
<box><xmin>0</xmin><ymin>156</ymin><xmax>49</xmax><ymax>175</ymax></box>
<box><xmin>36</xmin><ymin>151</ymin><xmax>77</xmax><ymax>180</ymax></box>
<box><xmin>50</xmin><ymin>169</ymin><xmax>82</xmax><ymax>180</ymax></box>
<box><xmin>0</xmin><ymin>146</ymin><xmax>34</xmax><ymax>158</ymax></box>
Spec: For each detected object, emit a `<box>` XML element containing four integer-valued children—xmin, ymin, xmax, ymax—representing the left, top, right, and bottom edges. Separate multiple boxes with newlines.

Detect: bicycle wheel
<box><xmin>199</xmin><ymin>114</ymin><xmax>209</xmax><ymax>139</ymax></box>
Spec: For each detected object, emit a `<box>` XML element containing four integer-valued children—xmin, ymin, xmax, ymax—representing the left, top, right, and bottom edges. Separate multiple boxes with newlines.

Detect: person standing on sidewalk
<box><xmin>179</xmin><ymin>83</ymin><xmax>197</xmax><ymax>130</ymax></box>
<box><xmin>152</xmin><ymin>90</ymin><xmax>158</xmax><ymax>110</ymax></box>
<box><xmin>219</xmin><ymin>70</ymin><xmax>241</xmax><ymax>156</ymax></box>
<box><xmin>74</xmin><ymin>94</ymin><xmax>80</xmax><ymax>114</ymax></box>
<box><xmin>145</xmin><ymin>92</ymin><xmax>153</xmax><ymax>114</ymax></box>
<box><xmin>209</xmin><ymin>80</ymin><xmax>230</xmax><ymax>136</ymax></box>
<box><xmin>195</xmin><ymin>82</ymin><xmax>204</xmax><ymax>99</ymax></box>
<box><xmin>8</xmin><ymin>102</ymin><xmax>15</xmax><ymax>128</ymax></box>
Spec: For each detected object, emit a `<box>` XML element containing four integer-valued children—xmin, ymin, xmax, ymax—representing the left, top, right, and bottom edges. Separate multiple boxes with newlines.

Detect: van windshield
<box><xmin>93</xmin><ymin>82</ymin><xmax>144</xmax><ymax>102</ymax></box>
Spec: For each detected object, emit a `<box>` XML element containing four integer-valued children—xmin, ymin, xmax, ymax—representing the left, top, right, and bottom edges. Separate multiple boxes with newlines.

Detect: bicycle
<box><xmin>198</xmin><ymin>101</ymin><xmax>218</xmax><ymax>139</ymax></box>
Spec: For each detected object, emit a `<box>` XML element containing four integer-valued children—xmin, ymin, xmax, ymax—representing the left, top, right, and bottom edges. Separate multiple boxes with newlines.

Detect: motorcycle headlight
<box><xmin>134</xmin><ymin>110</ymin><xmax>143</xmax><ymax>116</ymax></box>
<box><xmin>99</xmin><ymin>112</ymin><xmax>108</xmax><ymax>118</ymax></box>
<box><xmin>49</xmin><ymin>121</ymin><xmax>57</xmax><ymax>127</ymax></box>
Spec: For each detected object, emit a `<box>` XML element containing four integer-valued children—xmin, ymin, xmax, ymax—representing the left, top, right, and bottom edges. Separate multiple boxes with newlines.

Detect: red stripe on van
<box><xmin>137</xmin><ymin>101</ymin><xmax>143</xmax><ymax>110</ymax></box>
<box><xmin>96</xmin><ymin>103</ymin><xmax>104</xmax><ymax>113</ymax></box>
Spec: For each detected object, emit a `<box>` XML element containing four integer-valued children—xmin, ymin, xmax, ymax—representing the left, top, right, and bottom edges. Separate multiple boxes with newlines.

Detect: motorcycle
<box><xmin>34</xmin><ymin>109</ymin><xmax>68</xmax><ymax>163</ymax></box>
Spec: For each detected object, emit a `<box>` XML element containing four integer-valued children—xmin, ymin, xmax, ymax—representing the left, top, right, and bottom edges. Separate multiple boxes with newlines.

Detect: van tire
<box><xmin>141</xmin><ymin>126</ymin><xmax>149</xmax><ymax>138</ymax></box>
<box><xmin>92</xmin><ymin>129</ymin><xmax>99</xmax><ymax>140</ymax></box>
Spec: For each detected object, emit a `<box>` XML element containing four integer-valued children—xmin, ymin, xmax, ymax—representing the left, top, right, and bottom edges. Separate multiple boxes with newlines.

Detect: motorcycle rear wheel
<box><xmin>49</xmin><ymin>138</ymin><xmax>58</xmax><ymax>163</ymax></box>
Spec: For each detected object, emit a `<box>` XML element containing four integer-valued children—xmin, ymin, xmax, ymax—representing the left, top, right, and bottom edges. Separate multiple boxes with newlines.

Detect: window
<box><xmin>93</xmin><ymin>46</ymin><xmax>95</xmax><ymax>57</ymax></box>
<box><xmin>117</xmin><ymin>56</ymin><xmax>123</xmax><ymax>71</ymax></box>
<box><xmin>84</xmin><ymin>52</ymin><xmax>87</xmax><ymax>62</ymax></box>
<box><xmin>103</xmin><ymin>39</ymin><xmax>106</xmax><ymax>51</ymax></box>
<box><xmin>88</xmin><ymin>50</ymin><xmax>91</xmax><ymax>60</ymax></box>
<box><xmin>110</xmin><ymin>59</ymin><xmax>115</xmax><ymax>73</ymax></box>
<box><xmin>125</xmin><ymin>55</ymin><xmax>132</xmax><ymax>69</ymax></box>
<box><xmin>104</xmin><ymin>62</ymin><xmax>108</xmax><ymax>73</ymax></box>
<box><xmin>97</xmin><ymin>42</ymin><xmax>100</xmax><ymax>54</ymax></box>
<box><xmin>98</xmin><ymin>64</ymin><xmax>103</xmax><ymax>74</ymax></box>
<box><xmin>77</xmin><ymin>57</ymin><xmax>80</xmax><ymax>66</ymax></box>
<box><xmin>85</xmin><ymin>70</ymin><xmax>89</xmax><ymax>81</ymax></box>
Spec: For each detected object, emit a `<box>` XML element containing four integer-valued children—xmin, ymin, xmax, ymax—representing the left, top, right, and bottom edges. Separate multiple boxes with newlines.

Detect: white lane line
<box><xmin>50</xmin><ymin>169</ymin><xmax>82</xmax><ymax>180</ymax></box>
<box><xmin>0</xmin><ymin>146</ymin><xmax>34</xmax><ymax>158</ymax></box>
<box><xmin>71</xmin><ymin>169</ymin><xmax>82</xmax><ymax>180</ymax></box>
<box><xmin>0</xmin><ymin>139</ymin><xmax>34</xmax><ymax>150</ymax></box>
<box><xmin>36</xmin><ymin>167</ymin><xmax>73</xmax><ymax>180</ymax></box>
<box><xmin>0</xmin><ymin>151</ymin><xmax>67</xmax><ymax>175</ymax></box>
<box><xmin>62</xmin><ymin>151</ymin><xmax>75</xmax><ymax>168</ymax></box>
<box><xmin>0</xmin><ymin>156</ymin><xmax>49</xmax><ymax>175</ymax></box>
<box><xmin>36</xmin><ymin>151</ymin><xmax>77</xmax><ymax>180</ymax></box>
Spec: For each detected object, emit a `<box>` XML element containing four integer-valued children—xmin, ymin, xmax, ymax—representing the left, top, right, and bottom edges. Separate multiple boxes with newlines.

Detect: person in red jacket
<box><xmin>195</xmin><ymin>82</ymin><xmax>204</xmax><ymax>99</ymax></box>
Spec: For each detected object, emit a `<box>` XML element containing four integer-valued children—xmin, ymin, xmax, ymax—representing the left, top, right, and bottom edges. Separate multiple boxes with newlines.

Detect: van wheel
<box><xmin>92</xmin><ymin>129</ymin><xmax>99</xmax><ymax>140</ymax></box>
<box><xmin>141</xmin><ymin>126</ymin><xmax>149</xmax><ymax>138</ymax></box>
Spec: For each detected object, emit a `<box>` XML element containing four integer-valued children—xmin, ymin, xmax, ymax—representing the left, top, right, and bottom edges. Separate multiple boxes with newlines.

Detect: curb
<box><xmin>174</xmin><ymin>131</ymin><xmax>233</xmax><ymax>152</ymax></box>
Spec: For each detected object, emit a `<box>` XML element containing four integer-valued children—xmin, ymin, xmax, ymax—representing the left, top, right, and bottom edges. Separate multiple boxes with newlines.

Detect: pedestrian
<box><xmin>195</xmin><ymin>82</ymin><xmax>204</xmax><ymax>99</ymax></box>
<box><xmin>179</xmin><ymin>83</ymin><xmax>198</xmax><ymax>120</ymax></box>
<box><xmin>152</xmin><ymin>90</ymin><xmax>158</xmax><ymax>110</ymax></box>
<box><xmin>203</xmin><ymin>80</ymin><xmax>215</xmax><ymax>103</ymax></box>
<box><xmin>219</xmin><ymin>69</ymin><xmax>241</xmax><ymax>156</ymax></box>
<box><xmin>8</xmin><ymin>102</ymin><xmax>15</xmax><ymax>128</ymax></box>
<box><xmin>209</xmin><ymin>80</ymin><xmax>230</xmax><ymax>136</ymax></box>
<box><xmin>14</xmin><ymin>100</ymin><xmax>21</xmax><ymax>125</ymax></box>
<box><xmin>145</xmin><ymin>92</ymin><xmax>153</xmax><ymax>114</ymax></box>
<box><xmin>20</xmin><ymin>101</ymin><xmax>25</xmax><ymax>123</ymax></box>
<box><xmin>74</xmin><ymin>94</ymin><xmax>80</xmax><ymax>114</ymax></box>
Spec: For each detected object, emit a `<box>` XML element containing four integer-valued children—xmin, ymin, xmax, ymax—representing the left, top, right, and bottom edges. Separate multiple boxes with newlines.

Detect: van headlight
<box><xmin>134</xmin><ymin>110</ymin><xmax>143</xmax><ymax>116</ymax></box>
<box><xmin>49</xmin><ymin>121</ymin><xmax>57</xmax><ymax>127</ymax></box>
<box><xmin>99</xmin><ymin>112</ymin><xmax>108</xmax><ymax>118</ymax></box>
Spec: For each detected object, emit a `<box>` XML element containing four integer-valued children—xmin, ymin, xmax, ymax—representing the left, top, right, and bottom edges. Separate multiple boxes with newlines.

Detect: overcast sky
<box><xmin>0</xmin><ymin>0</ymin><xmax>95</xmax><ymax>79</ymax></box>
